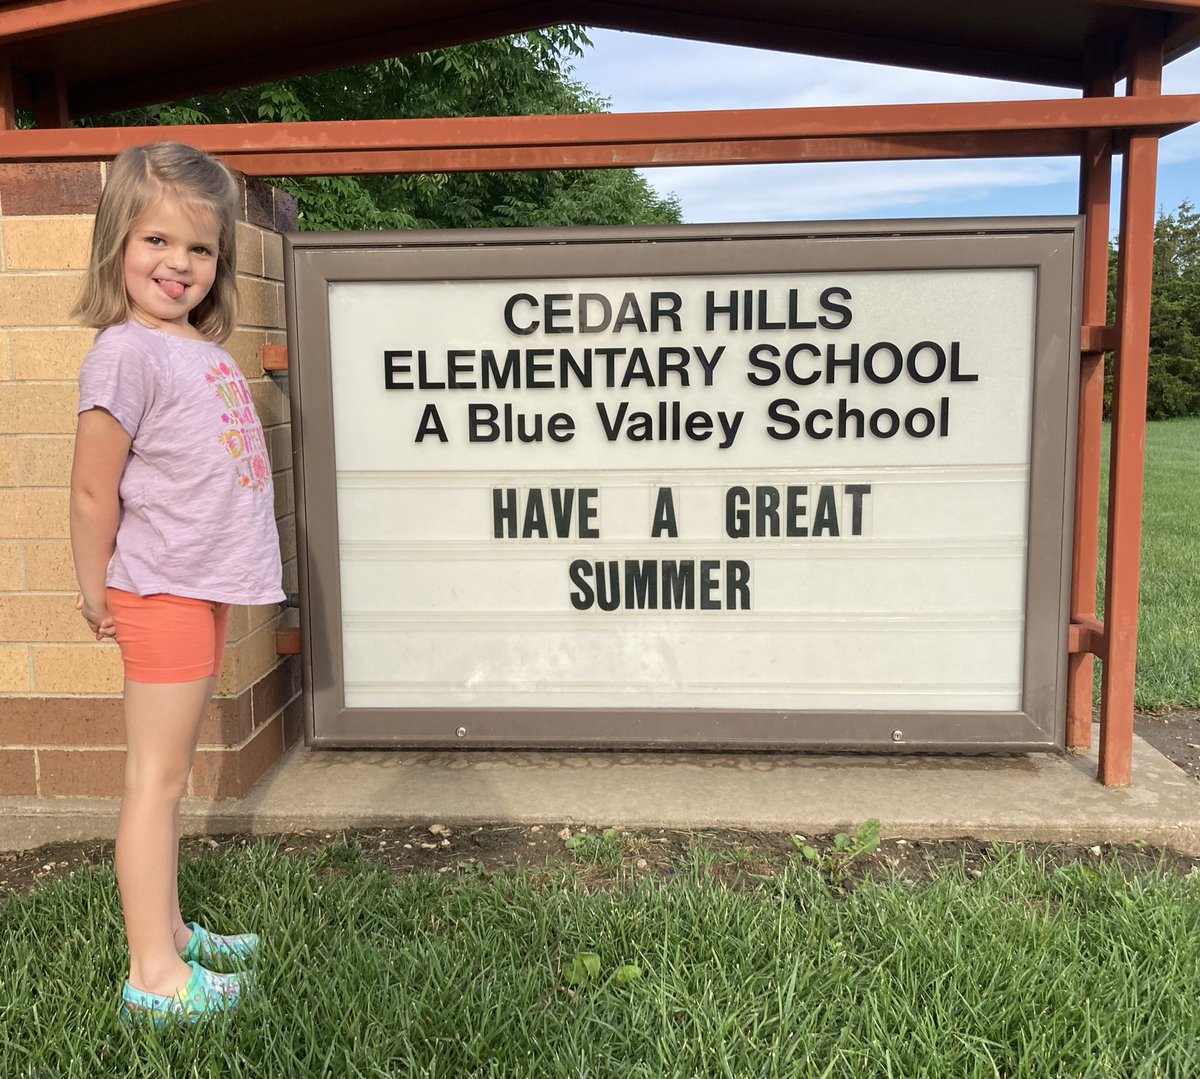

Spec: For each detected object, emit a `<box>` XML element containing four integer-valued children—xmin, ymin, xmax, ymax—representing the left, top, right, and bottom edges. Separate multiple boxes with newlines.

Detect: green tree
<box><xmin>1107</xmin><ymin>200</ymin><xmax>1200</xmax><ymax>419</ymax></box>
<box><xmin>86</xmin><ymin>28</ymin><xmax>681</xmax><ymax>231</ymax></box>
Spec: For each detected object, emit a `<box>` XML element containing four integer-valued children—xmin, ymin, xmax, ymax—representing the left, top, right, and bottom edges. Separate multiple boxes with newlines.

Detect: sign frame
<box><xmin>285</xmin><ymin>218</ymin><xmax>1081</xmax><ymax>752</ymax></box>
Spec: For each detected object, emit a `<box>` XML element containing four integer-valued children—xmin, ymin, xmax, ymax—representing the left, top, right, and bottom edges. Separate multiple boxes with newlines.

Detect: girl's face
<box><xmin>123</xmin><ymin>194</ymin><xmax>220</xmax><ymax>336</ymax></box>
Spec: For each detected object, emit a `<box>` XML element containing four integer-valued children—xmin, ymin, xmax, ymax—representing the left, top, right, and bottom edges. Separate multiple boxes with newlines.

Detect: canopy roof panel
<box><xmin>1</xmin><ymin>0</ymin><xmax>1198</xmax><ymax>118</ymax></box>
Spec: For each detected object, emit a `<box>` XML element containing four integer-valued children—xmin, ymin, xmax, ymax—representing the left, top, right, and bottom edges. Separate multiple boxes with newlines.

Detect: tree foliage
<box><xmin>86</xmin><ymin>28</ymin><xmax>681</xmax><ymax>231</ymax></box>
<box><xmin>1108</xmin><ymin>201</ymin><xmax>1200</xmax><ymax>420</ymax></box>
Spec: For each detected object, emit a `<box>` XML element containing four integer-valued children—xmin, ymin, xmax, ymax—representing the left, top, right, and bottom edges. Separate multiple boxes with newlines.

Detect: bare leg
<box><xmin>116</xmin><ymin>676</ymin><xmax>213</xmax><ymax>996</ymax></box>
<box><xmin>170</xmin><ymin>676</ymin><xmax>217</xmax><ymax>954</ymax></box>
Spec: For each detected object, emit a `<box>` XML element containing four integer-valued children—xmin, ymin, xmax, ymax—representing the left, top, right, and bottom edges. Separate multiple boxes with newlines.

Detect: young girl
<box><xmin>70</xmin><ymin>142</ymin><xmax>285</xmax><ymax>1025</ymax></box>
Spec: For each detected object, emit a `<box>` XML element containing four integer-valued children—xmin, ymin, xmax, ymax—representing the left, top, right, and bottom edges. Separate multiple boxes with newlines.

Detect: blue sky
<box><xmin>570</xmin><ymin>29</ymin><xmax>1200</xmax><ymax>228</ymax></box>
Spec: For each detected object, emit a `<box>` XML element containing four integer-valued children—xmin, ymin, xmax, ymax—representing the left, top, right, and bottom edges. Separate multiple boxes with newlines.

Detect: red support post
<box><xmin>0</xmin><ymin>49</ymin><xmax>14</xmax><ymax>130</ymax></box>
<box><xmin>1098</xmin><ymin>18</ymin><xmax>1164</xmax><ymax>786</ymax></box>
<box><xmin>32</xmin><ymin>67</ymin><xmax>69</xmax><ymax>128</ymax></box>
<box><xmin>1067</xmin><ymin>43</ymin><xmax>1117</xmax><ymax>750</ymax></box>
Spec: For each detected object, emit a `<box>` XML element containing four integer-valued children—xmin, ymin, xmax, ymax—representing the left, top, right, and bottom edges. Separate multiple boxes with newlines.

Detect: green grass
<box><xmin>1098</xmin><ymin>417</ymin><xmax>1200</xmax><ymax>710</ymax></box>
<box><xmin>2</xmin><ymin>839</ymin><xmax>1199</xmax><ymax>1079</ymax></box>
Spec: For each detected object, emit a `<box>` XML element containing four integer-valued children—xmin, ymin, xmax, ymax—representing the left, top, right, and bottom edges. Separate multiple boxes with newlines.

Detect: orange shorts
<box><xmin>106</xmin><ymin>589</ymin><xmax>230</xmax><ymax>684</ymax></box>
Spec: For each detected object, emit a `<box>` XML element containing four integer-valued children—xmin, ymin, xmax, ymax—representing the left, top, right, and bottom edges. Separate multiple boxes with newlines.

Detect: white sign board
<box><xmin>287</xmin><ymin>222</ymin><xmax>1078</xmax><ymax>749</ymax></box>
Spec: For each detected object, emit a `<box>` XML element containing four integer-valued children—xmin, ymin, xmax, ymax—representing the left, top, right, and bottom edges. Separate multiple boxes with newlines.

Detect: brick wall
<box><xmin>0</xmin><ymin>160</ymin><xmax>302</xmax><ymax>799</ymax></box>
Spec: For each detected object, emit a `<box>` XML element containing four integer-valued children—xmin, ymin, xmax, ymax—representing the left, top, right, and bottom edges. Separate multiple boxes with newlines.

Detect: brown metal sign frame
<box><xmin>286</xmin><ymin>218</ymin><xmax>1082</xmax><ymax>752</ymax></box>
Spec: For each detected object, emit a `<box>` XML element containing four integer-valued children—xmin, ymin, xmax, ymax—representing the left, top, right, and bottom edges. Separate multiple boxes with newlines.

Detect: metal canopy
<box><xmin>0</xmin><ymin>0</ymin><xmax>1198</xmax><ymax>117</ymax></box>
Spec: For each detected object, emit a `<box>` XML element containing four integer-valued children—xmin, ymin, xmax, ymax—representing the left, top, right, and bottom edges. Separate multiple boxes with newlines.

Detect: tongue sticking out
<box><xmin>158</xmin><ymin>280</ymin><xmax>186</xmax><ymax>300</ymax></box>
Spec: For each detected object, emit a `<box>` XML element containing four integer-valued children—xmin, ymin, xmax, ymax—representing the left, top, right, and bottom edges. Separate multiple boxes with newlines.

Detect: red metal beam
<box><xmin>1069</xmin><ymin>618</ymin><xmax>1107</xmax><ymax>659</ymax></box>
<box><xmin>0</xmin><ymin>0</ymin><xmax>216</xmax><ymax>39</ymax></box>
<box><xmin>1089</xmin><ymin>0</ymin><xmax>1200</xmax><ymax>10</ymax></box>
<box><xmin>1099</xmin><ymin>17</ymin><xmax>1163</xmax><ymax>787</ymax></box>
<box><xmin>1079</xmin><ymin>323</ymin><xmax>1119</xmax><ymax>352</ymax></box>
<box><xmin>218</xmin><ymin>133</ymin><xmax>1092</xmax><ymax>176</ymax></box>
<box><xmin>1166</xmin><ymin>13</ymin><xmax>1200</xmax><ymax>60</ymax></box>
<box><xmin>4</xmin><ymin>94</ymin><xmax>1200</xmax><ymax>160</ymax></box>
<box><xmin>1067</xmin><ymin>44</ymin><xmax>1117</xmax><ymax>752</ymax></box>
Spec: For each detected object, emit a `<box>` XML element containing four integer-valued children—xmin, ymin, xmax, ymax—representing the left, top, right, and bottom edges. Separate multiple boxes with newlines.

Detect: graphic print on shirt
<box><xmin>206</xmin><ymin>361</ymin><xmax>271</xmax><ymax>491</ymax></box>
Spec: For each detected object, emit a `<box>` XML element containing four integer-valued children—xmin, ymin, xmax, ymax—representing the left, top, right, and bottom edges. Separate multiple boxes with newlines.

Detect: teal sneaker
<box><xmin>179</xmin><ymin>922</ymin><xmax>260</xmax><ymax>972</ymax></box>
<box><xmin>119</xmin><ymin>961</ymin><xmax>244</xmax><ymax>1028</ymax></box>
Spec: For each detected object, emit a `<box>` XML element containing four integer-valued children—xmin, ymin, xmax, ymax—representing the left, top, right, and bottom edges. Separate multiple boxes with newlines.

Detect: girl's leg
<box><xmin>116</xmin><ymin>676</ymin><xmax>213</xmax><ymax>997</ymax></box>
<box><xmin>169</xmin><ymin>675</ymin><xmax>219</xmax><ymax>953</ymax></box>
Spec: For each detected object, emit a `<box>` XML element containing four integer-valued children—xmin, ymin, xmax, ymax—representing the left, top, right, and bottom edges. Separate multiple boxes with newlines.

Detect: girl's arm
<box><xmin>70</xmin><ymin>408</ymin><xmax>132</xmax><ymax>640</ymax></box>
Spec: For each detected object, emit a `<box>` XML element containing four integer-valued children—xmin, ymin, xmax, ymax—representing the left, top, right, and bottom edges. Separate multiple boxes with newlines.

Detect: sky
<box><xmin>570</xmin><ymin>29</ymin><xmax>1200</xmax><ymax>229</ymax></box>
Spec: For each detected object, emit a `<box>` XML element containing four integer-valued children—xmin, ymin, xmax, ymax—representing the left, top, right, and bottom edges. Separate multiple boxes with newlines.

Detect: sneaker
<box><xmin>179</xmin><ymin>922</ymin><xmax>260</xmax><ymax>972</ymax></box>
<box><xmin>119</xmin><ymin>961</ymin><xmax>244</xmax><ymax>1027</ymax></box>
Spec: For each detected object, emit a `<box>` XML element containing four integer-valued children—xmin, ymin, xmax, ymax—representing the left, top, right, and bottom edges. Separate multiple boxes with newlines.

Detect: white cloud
<box><xmin>649</xmin><ymin>159</ymin><xmax>1079</xmax><ymax>221</ymax></box>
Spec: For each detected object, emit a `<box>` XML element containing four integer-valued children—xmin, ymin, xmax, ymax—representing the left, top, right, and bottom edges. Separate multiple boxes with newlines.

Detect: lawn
<box><xmin>1098</xmin><ymin>417</ymin><xmax>1200</xmax><ymax>710</ymax></box>
<box><xmin>1</xmin><ymin>835</ymin><xmax>1198</xmax><ymax>1079</ymax></box>
<box><xmin>3</xmin><ymin>421</ymin><xmax>1198</xmax><ymax>1079</ymax></box>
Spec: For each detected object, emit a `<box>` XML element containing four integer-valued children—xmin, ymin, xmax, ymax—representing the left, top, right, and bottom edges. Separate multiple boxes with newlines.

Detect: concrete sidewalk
<box><xmin>3</xmin><ymin>730</ymin><xmax>1198</xmax><ymax>855</ymax></box>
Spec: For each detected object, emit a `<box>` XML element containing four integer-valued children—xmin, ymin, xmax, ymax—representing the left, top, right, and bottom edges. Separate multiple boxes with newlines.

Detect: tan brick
<box><xmin>282</xmin><ymin>557</ymin><xmax>298</xmax><ymax>595</ymax></box>
<box><xmin>0</xmin><ymin>438</ymin><xmax>14</xmax><ymax>487</ymax></box>
<box><xmin>235</xmin><ymin>277</ymin><xmax>282</xmax><ymax>329</ymax></box>
<box><xmin>0</xmin><ymin>163</ymin><xmax>103</xmax><ymax>216</ymax></box>
<box><xmin>249</xmin><ymin>598</ymin><xmax>282</xmax><ymax>634</ymax></box>
<box><xmin>0</xmin><ymin>594</ymin><xmax>91</xmax><ymax>643</ymax></box>
<box><xmin>224</xmin><ymin>604</ymin><xmax>252</xmax><ymax>643</ymax></box>
<box><xmin>235</xmin><ymin>222</ymin><xmax>264</xmax><ymax>277</ymax></box>
<box><xmin>262</xmin><ymin>231</ymin><xmax>285</xmax><ymax>282</ymax></box>
<box><xmin>278</xmin><ymin>513</ymin><xmax>297</xmax><ymax>564</ymax></box>
<box><xmin>17</xmin><ymin>436</ymin><xmax>73</xmax><ymax>487</ymax></box>
<box><xmin>217</xmin><ymin>618</ymin><xmax>280</xmax><ymax>696</ymax></box>
<box><xmin>0</xmin><ymin>332</ymin><xmax>10</xmax><ymax>379</ymax></box>
<box><xmin>39</xmin><ymin>747</ymin><xmax>125</xmax><ymax>797</ymax></box>
<box><xmin>267</xmin><ymin>424</ymin><xmax>292</xmax><ymax>468</ymax></box>
<box><xmin>0</xmin><ymin>383</ymin><xmax>79</xmax><ymax>434</ymax></box>
<box><xmin>0</xmin><ymin>750</ymin><xmax>37</xmax><ymax>795</ymax></box>
<box><xmin>251</xmin><ymin>376</ymin><xmax>289</xmax><ymax>427</ymax></box>
<box><xmin>197</xmin><ymin>688</ymin><xmax>254</xmax><ymax>749</ymax></box>
<box><xmin>191</xmin><ymin>713</ymin><xmax>283</xmax><ymax>799</ymax></box>
<box><xmin>32</xmin><ymin>644</ymin><xmax>124</xmax><ymax>694</ymax></box>
<box><xmin>241</xmin><ymin>177</ymin><xmax>274</xmax><ymax>231</ymax></box>
<box><xmin>0</xmin><ymin>273</ymin><xmax>85</xmax><ymax>327</ymax></box>
<box><xmin>0</xmin><ymin>490</ymin><xmax>70</xmax><ymax>538</ymax></box>
<box><xmin>11</xmin><ymin>328</ymin><xmax>94</xmax><ymax>380</ymax></box>
<box><xmin>24</xmin><ymin>541</ymin><xmax>75</xmax><ymax>590</ymax></box>
<box><xmin>2</xmin><ymin>217</ymin><xmax>94</xmax><ymax>271</ymax></box>
<box><xmin>2</xmin><ymin>696</ymin><xmax>123</xmax><ymax>745</ymax></box>
<box><xmin>272</xmin><ymin>470</ymin><xmax>294</xmax><ymax>519</ymax></box>
<box><xmin>0</xmin><ymin>644</ymin><xmax>30</xmax><ymax>690</ymax></box>
<box><xmin>251</xmin><ymin>656</ymin><xmax>299</xmax><ymax>728</ymax></box>
<box><xmin>0</xmin><ymin>544</ymin><xmax>21</xmax><ymax>591</ymax></box>
<box><xmin>225</xmin><ymin>329</ymin><xmax>267</xmax><ymax>377</ymax></box>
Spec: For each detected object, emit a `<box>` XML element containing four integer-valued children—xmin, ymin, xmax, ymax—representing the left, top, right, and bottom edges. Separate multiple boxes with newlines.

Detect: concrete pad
<box><xmin>2</xmin><ymin>734</ymin><xmax>1198</xmax><ymax>854</ymax></box>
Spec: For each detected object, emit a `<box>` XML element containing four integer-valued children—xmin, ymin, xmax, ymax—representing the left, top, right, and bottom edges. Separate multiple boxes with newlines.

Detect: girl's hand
<box><xmin>76</xmin><ymin>593</ymin><xmax>117</xmax><ymax>641</ymax></box>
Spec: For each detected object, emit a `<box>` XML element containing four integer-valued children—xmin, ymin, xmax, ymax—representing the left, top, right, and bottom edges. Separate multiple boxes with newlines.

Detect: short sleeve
<box><xmin>77</xmin><ymin>339</ymin><xmax>159</xmax><ymax>439</ymax></box>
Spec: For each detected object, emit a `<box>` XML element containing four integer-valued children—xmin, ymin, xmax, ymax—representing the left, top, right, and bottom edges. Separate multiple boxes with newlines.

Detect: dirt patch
<box><xmin>3</xmin><ymin>822</ymin><xmax>1196</xmax><ymax>900</ymax></box>
<box><xmin>3</xmin><ymin>711</ymin><xmax>1197</xmax><ymax>898</ymax></box>
<box><xmin>1135</xmin><ymin>709</ymin><xmax>1200</xmax><ymax>780</ymax></box>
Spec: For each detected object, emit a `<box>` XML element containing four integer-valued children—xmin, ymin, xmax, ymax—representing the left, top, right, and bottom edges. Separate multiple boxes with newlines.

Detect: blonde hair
<box><xmin>73</xmin><ymin>142</ymin><xmax>240</xmax><ymax>343</ymax></box>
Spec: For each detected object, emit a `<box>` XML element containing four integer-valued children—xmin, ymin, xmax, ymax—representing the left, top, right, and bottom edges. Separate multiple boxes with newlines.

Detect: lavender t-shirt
<box><xmin>77</xmin><ymin>321</ymin><xmax>285</xmax><ymax>606</ymax></box>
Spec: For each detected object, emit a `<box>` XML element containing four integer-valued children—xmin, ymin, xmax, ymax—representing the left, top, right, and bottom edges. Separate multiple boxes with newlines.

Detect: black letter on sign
<box><xmin>414</xmin><ymin>403</ymin><xmax>448</xmax><ymax>442</ymax></box>
<box><xmin>651</xmin><ymin>487</ymin><xmax>679</xmax><ymax>538</ymax></box>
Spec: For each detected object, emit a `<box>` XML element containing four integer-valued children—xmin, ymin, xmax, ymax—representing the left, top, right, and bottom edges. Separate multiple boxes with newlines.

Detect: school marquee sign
<box><xmin>285</xmin><ymin>220</ymin><xmax>1080</xmax><ymax>750</ymax></box>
